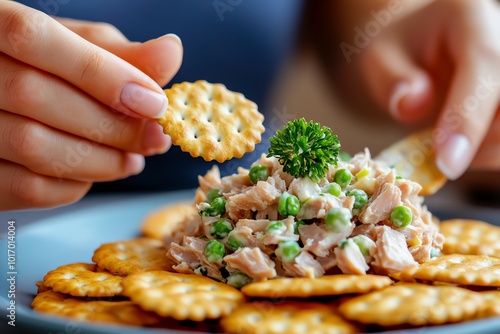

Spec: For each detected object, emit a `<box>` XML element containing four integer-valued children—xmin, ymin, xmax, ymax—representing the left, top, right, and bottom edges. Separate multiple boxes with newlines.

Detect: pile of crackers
<box><xmin>32</xmin><ymin>203</ymin><xmax>500</xmax><ymax>333</ymax></box>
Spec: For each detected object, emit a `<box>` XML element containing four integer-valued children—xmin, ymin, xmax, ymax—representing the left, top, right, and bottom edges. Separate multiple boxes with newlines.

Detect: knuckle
<box><xmin>10</xmin><ymin>169</ymin><xmax>49</xmax><ymax>208</ymax></box>
<box><xmin>9</xmin><ymin>120</ymin><xmax>49</xmax><ymax>167</ymax></box>
<box><xmin>0</xmin><ymin>8</ymin><xmax>47</xmax><ymax>53</ymax></box>
<box><xmin>77</xmin><ymin>46</ymin><xmax>107</xmax><ymax>87</ymax></box>
<box><xmin>5</xmin><ymin>69</ymin><xmax>44</xmax><ymax>110</ymax></box>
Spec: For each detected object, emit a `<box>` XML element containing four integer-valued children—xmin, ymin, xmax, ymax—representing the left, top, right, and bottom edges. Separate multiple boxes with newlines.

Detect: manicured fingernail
<box><xmin>121</xmin><ymin>82</ymin><xmax>168</xmax><ymax>119</ymax></box>
<box><xmin>142</xmin><ymin>120</ymin><xmax>171</xmax><ymax>155</ymax></box>
<box><xmin>436</xmin><ymin>134</ymin><xmax>471</xmax><ymax>180</ymax></box>
<box><xmin>389</xmin><ymin>82</ymin><xmax>410</xmax><ymax>119</ymax></box>
<box><xmin>125</xmin><ymin>153</ymin><xmax>145</xmax><ymax>175</ymax></box>
<box><xmin>163</xmin><ymin>33</ymin><xmax>182</xmax><ymax>47</ymax></box>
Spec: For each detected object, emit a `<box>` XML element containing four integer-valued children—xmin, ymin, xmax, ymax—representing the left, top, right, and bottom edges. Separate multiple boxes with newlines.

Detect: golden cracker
<box><xmin>440</xmin><ymin>219</ymin><xmax>500</xmax><ymax>258</ymax></box>
<box><xmin>241</xmin><ymin>275</ymin><xmax>393</xmax><ymax>299</ymax></box>
<box><xmin>120</xmin><ymin>270</ymin><xmax>245</xmax><ymax>321</ymax></box>
<box><xmin>36</xmin><ymin>280</ymin><xmax>50</xmax><ymax>294</ymax></box>
<box><xmin>141</xmin><ymin>201</ymin><xmax>198</xmax><ymax>240</ymax></box>
<box><xmin>92</xmin><ymin>237</ymin><xmax>174</xmax><ymax>276</ymax></box>
<box><xmin>42</xmin><ymin>263</ymin><xmax>122</xmax><ymax>297</ymax></box>
<box><xmin>159</xmin><ymin>80</ymin><xmax>265</xmax><ymax>163</ymax></box>
<box><xmin>478</xmin><ymin>291</ymin><xmax>500</xmax><ymax>318</ymax></box>
<box><xmin>220</xmin><ymin>301</ymin><xmax>357</xmax><ymax>334</ymax></box>
<box><xmin>338</xmin><ymin>283</ymin><xmax>482</xmax><ymax>326</ymax></box>
<box><xmin>31</xmin><ymin>290</ymin><xmax>161</xmax><ymax>326</ymax></box>
<box><xmin>396</xmin><ymin>254</ymin><xmax>500</xmax><ymax>287</ymax></box>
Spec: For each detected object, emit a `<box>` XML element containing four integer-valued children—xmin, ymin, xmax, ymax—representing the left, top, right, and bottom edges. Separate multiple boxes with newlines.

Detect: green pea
<box><xmin>325</xmin><ymin>207</ymin><xmax>352</xmax><ymax>233</ymax></box>
<box><xmin>201</xmin><ymin>197</ymin><xmax>226</xmax><ymax>217</ymax></box>
<box><xmin>323</xmin><ymin>182</ymin><xmax>342</xmax><ymax>196</ymax></box>
<box><xmin>266</xmin><ymin>220</ymin><xmax>285</xmax><ymax>233</ymax></box>
<box><xmin>333</xmin><ymin>168</ymin><xmax>353</xmax><ymax>188</ymax></box>
<box><xmin>351</xmin><ymin>235</ymin><xmax>372</xmax><ymax>257</ymax></box>
<box><xmin>227</xmin><ymin>236</ymin><xmax>245</xmax><ymax>251</ymax></box>
<box><xmin>339</xmin><ymin>152</ymin><xmax>351</xmax><ymax>162</ymax></box>
<box><xmin>294</xmin><ymin>220</ymin><xmax>306</xmax><ymax>234</ymax></box>
<box><xmin>210</xmin><ymin>219</ymin><xmax>233</xmax><ymax>239</ymax></box>
<box><xmin>390</xmin><ymin>205</ymin><xmax>413</xmax><ymax>228</ymax></box>
<box><xmin>249</xmin><ymin>164</ymin><xmax>269</xmax><ymax>184</ymax></box>
<box><xmin>204</xmin><ymin>240</ymin><xmax>226</xmax><ymax>264</ymax></box>
<box><xmin>206</xmin><ymin>188</ymin><xmax>221</xmax><ymax>204</ymax></box>
<box><xmin>350</xmin><ymin>189</ymin><xmax>368</xmax><ymax>209</ymax></box>
<box><xmin>193</xmin><ymin>265</ymin><xmax>208</xmax><ymax>276</ymax></box>
<box><xmin>276</xmin><ymin>240</ymin><xmax>301</xmax><ymax>262</ymax></box>
<box><xmin>226</xmin><ymin>272</ymin><xmax>253</xmax><ymax>288</ymax></box>
<box><xmin>278</xmin><ymin>192</ymin><xmax>301</xmax><ymax>217</ymax></box>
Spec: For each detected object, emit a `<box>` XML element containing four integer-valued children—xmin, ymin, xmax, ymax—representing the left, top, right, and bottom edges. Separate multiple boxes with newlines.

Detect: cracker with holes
<box><xmin>43</xmin><ymin>263</ymin><xmax>122</xmax><ymax>297</ymax></box>
<box><xmin>159</xmin><ymin>80</ymin><xmax>265</xmax><ymax>162</ymax></box>
<box><xmin>395</xmin><ymin>254</ymin><xmax>500</xmax><ymax>287</ymax></box>
<box><xmin>32</xmin><ymin>290</ymin><xmax>161</xmax><ymax>326</ymax></box>
<box><xmin>120</xmin><ymin>270</ymin><xmax>245</xmax><ymax>321</ymax></box>
<box><xmin>241</xmin><ymin>275</ymin><xmax>393</xmax><ymax>299</ymax></box>
<box><xmin>220</xmin><ymin>301</ymin><xmax>357</xmax><ymax>334</ymax></box>
<box><xmin>440</xmin><ymin>219</ymin><xmax>500</xmax><ymax>258</ymax></box>
<box><xmin>92</xmin><ymin>238</ymin><xmax>174</xmax><ymax>276</ymax></box>
<box><xmin>338</xmin><ymin>283</ymin><xmax>482</xmax><ymax>327</ymax></box>
<box><xmin>141</xmin><ymin>201</ymin><xmax>198</xmax><ymax>240</ymax></box>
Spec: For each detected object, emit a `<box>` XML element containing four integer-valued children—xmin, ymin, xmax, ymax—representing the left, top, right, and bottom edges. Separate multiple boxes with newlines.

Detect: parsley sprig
<box><xmin>267</xmin><ymin>118</ymin><xmax>341</xmax><ymax>181</ymax></box>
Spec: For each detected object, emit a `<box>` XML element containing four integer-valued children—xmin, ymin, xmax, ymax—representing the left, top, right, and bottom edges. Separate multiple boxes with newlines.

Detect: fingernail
<box><xmin>163</xmin><ymin>33</ymin><xmax>182</xmax><ymax>47</ymax></box>
<box><xmin>125</xmin><ymin>153</ymin><xmax>145</xmax><ymax>175</ymax></box>
<box><xmin>121</xmin><ymin>82</ymin><xmax>168</xmax><ymax>119</ymax></box>
<box><xmin>436</xmin><ymin>134</ymin><xmax>471</xmax><ymax>180</ymax></box>
<box><xmin>389</xmin><ymin>82</ymin><xmax>410</xmax><ymax>119</ymax></box>
<box><xmin>142</xmin><ymin>120</ymin><xmax>172</xmax><ymax>155</ymax></box>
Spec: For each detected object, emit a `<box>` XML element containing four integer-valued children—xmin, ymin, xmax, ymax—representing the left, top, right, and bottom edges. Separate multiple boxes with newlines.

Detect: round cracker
<box><xmin>479</xmin><ymin>291</ymin><xmax>500</xmax><ymax>318</ymax></box>
<box><xmin>396</xmin><ymin>254</ymin><xmax>500</xmax><ymax>287</ymax></box>
<box><xmin>440</xmin><ymin>219</ymin><xmax>500</xmax><ymax>258</ymax></box>
<box><xmin>141</xmin><ymin>202</ymin><xmax>198</xmax><ymax>240</ymax></box>
<box><xmin>32</xmin><ymin>290</ymin><xmax>161</xmax><ymax>326</ymax></box>
<box><xmin>338</xmin><ymin>283</ymin><xmax>482</xmax><ymax>326</ymax></box>
<box><xmin>43</xmin><ymin>262</ymin><xmax>122</xmax><ymax>297</ymax></box>
<box><xmin>220</xmin><ymin>301</ymin><xmax>357</xmax><ymax>334</ymax></box>
<box><xmin>159</xmin><ymin>80</ymin><xmax>265</xmax><ymax>163</ymax></box>
<box><xmin>92</xmin><ymin>237</ymin><xmax>174</xmax><ymax>276</ymax></box>
<box><xmin>121</xmin><ymin>270</ymin><xmax>245</xmax><ymax>321</ymax></box>
<box><xmin>241</xmin><ymin>275</ymin><xmax>393</xmax><ymax>299</ymax></box>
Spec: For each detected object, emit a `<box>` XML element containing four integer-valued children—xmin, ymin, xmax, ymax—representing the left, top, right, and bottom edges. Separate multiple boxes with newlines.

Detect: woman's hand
<box><xmin>357</xmin><ymin>0</ymin><xmax>500</xmax><ymax>179</ymax></box>
<box><xmin>0</xmin><ymin>2</ymin><xmax>183</xmax><ymax>210</ymax></box>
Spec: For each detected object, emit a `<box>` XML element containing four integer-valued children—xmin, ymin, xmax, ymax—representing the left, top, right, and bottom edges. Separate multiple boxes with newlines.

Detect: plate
<box><xmin>1</xmin><ymin>190</ymin><xmax>499</xmax><ymax>334</ymax></box>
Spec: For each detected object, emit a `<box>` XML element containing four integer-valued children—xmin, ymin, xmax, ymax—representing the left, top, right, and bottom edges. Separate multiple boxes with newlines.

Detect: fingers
<box><xmin>0</xmin><ymin>53</ymin><xmax>170</xmax><ymax>155</ymax></box>
<box><xmin>434</xmin><ymin>59</ymin><xmax>500</xmax><ymax>180</ymax></box>
<box><xmin>0</xmin><ymin>2</ymin><xmax>169</xmax><ymax>118</ymax></box>
<box><xmin>0</xmin><ymin>159</ymin><xmax>92</xmax><ymax>211</ymax></box>
<box><xmin>470</xmin><ymin>108</ymin><xmax>500</xmax><ymax>170</ymax></box>
<box><xmin>57</xmin><ymin>17</ymin><xmax>183</xmax><ymax>87</ymax></box>
<box><xmin>0</xmin><ymin>112</ymin><xmax>145</xmax><ymax>181</ymax></box>
<box><xmin>360</xmin><ymin>38</ymin><xmax>435</xmax><ymax>123</ymax></box>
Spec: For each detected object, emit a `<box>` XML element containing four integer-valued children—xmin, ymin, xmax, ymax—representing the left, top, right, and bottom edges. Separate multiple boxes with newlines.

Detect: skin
<box><xmin>0</xmin><ymin>2</ymin><xmax>182</xmax><ymax>210</ymax></box>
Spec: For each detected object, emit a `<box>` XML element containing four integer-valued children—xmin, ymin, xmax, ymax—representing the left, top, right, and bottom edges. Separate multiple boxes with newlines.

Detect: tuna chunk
<box><xmin>224</xmin><ymin>247</ymin><xmax>277</xmax><ymax>281</ymax></box>
<box><xmin>282</xmin><ymin>251</ymin><xmax>325</xmax><ymax>278</ymax></box>
<box><xmin>299</xmin><ymin>223</ymin><xmax>354</xmax><ymax>257</ymax></box>
<box><xmin>194</xmin><ymin>166</ymin><xmax>222</xmax><ymax>205</ymax></box>
<box><xmin>297</xmin><ymin>194</ymin><xmax>354</xmax><ymax>220</ymax></box>
<box><xmin>335</xmin><ymin>240</ymin><xmax>370</xmax><ymax>275</ymax></box>
<box><xmin>372</xmin><ymin>226</ymin><xmax>417</xmax><ymax>274</ymax></box>
<box><xmin>227</xmin><ymin>226</ymin><xmax>274</xmax><ymax>256</ymax></box>
<box><xmin>359</xmin><ymin>173</ymin><xmax>402</xmax><ymax>224</ymax></box>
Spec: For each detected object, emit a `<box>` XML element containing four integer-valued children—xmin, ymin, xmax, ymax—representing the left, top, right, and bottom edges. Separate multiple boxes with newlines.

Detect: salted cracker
<box><xmin>141</xmin><ymin>201</ymin><xmax>198</xmax><ymax>240</ymax></box>
<box><xmin>220</xmin><ymin>301</ymin><xmax>357</xmax><ymax>334</ymax></box>
<box><xmin>440</xmin><ymin>219</ymin><xmax>500</xmax><ymax>258</ymax></box>
<box><xmin>31</xmin><ymin>290</ymin><xmax>161</xmax><ymax>326</ymax></box>
<box><xmin>241</xmin><ymin>275</ymin><xmax>393</xmax><ymax>299</ymax></box>
<box><xmin>43</xmin><ymin>262</ymin><xmax>122</xmax><ymax>297</ymax></box>
<box><xmin>338</xmin><ymin>283</ymin><xmax>482</xmax><ymax>326</ymax></box>
<box><xmin>92</xmin><ymin>237</ymin><xmax>174</xmax><ymax>276</ymax></box>
<box><xmin>395</xmin><ymin>254</ymin><xmax>500</xmax><ymax>287</ymax></box>
<box><xmin>159</xmin><ymin>80</ymin><xmax>265</xmax><ymax>163</ymax></box>
<box><xmin>121</xmin><ymin>270</ymin><xmax>245</xmax><ymax>321</ymax></box>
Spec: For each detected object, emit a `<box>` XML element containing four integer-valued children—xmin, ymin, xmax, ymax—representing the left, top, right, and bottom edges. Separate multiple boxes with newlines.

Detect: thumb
<box><xmin>360</xmin><ymin>39</ymin><xmax>434</xmax><ymax>123</ymax></box>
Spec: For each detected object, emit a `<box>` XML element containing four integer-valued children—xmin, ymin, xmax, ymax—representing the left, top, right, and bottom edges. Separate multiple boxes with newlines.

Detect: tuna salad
<box><xmin>166</xmin><ymin>119</ymin><xmax>445</xmax><ymax>287</ymax></box>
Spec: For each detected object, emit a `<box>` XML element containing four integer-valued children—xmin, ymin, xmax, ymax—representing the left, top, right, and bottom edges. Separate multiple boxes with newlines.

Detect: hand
<box><xmin>0</xmin><ymin>2</ymin><xmax>183</xmax><ymax>210</ymax></box>
<box><xmin>358</xmin><ymin>0</ymin><xmax>500</xmax><ymax>179</ymax></box>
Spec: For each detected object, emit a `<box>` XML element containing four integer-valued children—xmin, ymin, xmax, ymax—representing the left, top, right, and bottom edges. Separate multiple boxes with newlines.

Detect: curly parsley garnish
<box><xmin>267</xmin><ymin>118</ymin><xmax>341</xmax><ymax>181</ymax></box>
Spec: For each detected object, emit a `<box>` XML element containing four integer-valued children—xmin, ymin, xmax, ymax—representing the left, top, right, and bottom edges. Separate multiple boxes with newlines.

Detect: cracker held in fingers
<box><xmin>159</xmin><ymin>80</ymin><xmax>265</xmax><ymax>162</ymax></box>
